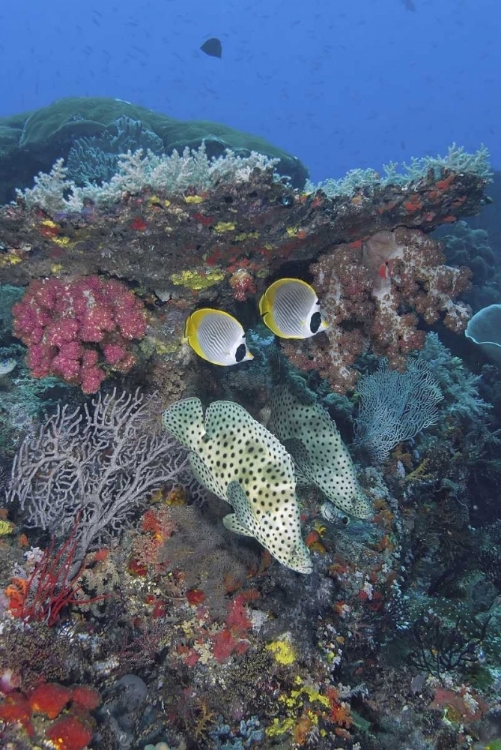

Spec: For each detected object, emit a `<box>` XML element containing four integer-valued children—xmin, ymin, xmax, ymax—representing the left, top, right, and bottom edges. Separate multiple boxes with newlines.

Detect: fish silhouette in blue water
<box><xmin>200</xmin><ymin>38</ymin><xmax>222</xmax><ymax>58</ymax></box>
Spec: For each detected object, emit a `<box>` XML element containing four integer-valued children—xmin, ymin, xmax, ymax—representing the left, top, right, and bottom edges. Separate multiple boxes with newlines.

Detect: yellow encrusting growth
<box><xmin>265</xmin><ymin>677</ymin><xmax>337</xmax><ymax>742</ymax></box>
<box><xmin>170</xmin><ymin>269</ymin><xmax>225</xmax><ymax>291</ymax></box>
<box><xmin>266</xmin><ymin>638</ymin><xmax>297</xmax><ymax>665</ymax></box>
<box><xmin>234</xmin><ymin>231</ymin><xmax>259</xmax><ymax>241</ymax></box>
<box><xmin>0</xmin><ymin>253</ymin><xmax>23</xmax><ymax>267</ymax></box>
<box><xmin>146</xmin><ymin>337</ymin><xmax>179</xmax><ymax>355</ymax></box>
<box><xmin>214</xmin><ymin>221</ymin><xmax>236</xmax><ymax>233</ymax></box>
<box><xmin>0</xmin><ymin>520</ymin><xmax>14</xmax><ymax>536</ymax></box>
<box><xmin>289</xmin><ymin>684</ymin><xmax>330</xmax><ymax>709</ymax></box>
<box><xmin>265</xmin><ymin>717</ymin><xmax>296</xmax><ymax>737</ymax></box>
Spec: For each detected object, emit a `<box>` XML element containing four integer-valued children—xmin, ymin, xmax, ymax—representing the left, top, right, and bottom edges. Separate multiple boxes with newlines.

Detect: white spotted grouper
<box><xmin>162</xmin><ymin>398</ymin><xmax>312</xmax><ymax>574</ymax></box>
<box><xmin>268</xmin><ymin>380</ymin><xmax>372</xmax><ymax>520</ymax></box>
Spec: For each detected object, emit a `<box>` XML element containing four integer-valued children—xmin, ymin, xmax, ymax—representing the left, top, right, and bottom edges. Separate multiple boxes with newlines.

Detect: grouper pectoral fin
<box><xmin>287</xmin><ymin>541</ymin><xmax>313</xmax><ymax>574</ymax></box>
<box><xmin>223</xmin><ymin>514</ymin><xmax>256</xmax><ymax>537</ymax></box>
<box><xmin>189</xmin><ymin>453</ymin><xmax>225</xmax><ymax>499</ymax></box>
<box><xmin>223</xmin><ymin>480</ymin><xmax>258</xmax><ymax>537</ymax></box>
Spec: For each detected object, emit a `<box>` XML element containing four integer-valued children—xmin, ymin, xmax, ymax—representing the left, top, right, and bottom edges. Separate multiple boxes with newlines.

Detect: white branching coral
<box><xmin>16</xmin><ymin>158</ymin><xmax>74</xmax><ymax>213</ymax></box>
<box><xmin>16</xmin><ymin>142</ymin><xmax>280</xmax><ymax>211</ymax></box>
<box><xmin>306</xmin><ymin>143</ymin><xmax>492</xmax><ymax>197</ymax></box>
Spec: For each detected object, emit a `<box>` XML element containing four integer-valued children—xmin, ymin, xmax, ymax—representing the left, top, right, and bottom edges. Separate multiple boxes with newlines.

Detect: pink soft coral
<box><xmin>13</xmin><ymin>275</ymin><xmax>147</xmax><ymax>393</ymax></box>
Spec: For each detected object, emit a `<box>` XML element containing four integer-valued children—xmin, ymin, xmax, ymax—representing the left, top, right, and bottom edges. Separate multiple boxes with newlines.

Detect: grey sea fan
<box><xmin>354</xmin><ymin>359</ymin><xmax>442</xmax><ymax>463</ymax></box>
<box><xmin>7</xmin><ymin>389</ymin><xmax>190</xmax><ymax>566</ymax></box>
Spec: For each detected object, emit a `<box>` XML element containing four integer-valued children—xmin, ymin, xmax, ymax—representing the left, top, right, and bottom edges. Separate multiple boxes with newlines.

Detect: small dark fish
<box><xmin>401</xmin><ymin>0</ymin><xmax>416</xmax><ymax>10</ymax></box>
<box><xmin>200</xmin><ymin>37</ymin><xmax>222</xmax><ymax>58</ymax></box>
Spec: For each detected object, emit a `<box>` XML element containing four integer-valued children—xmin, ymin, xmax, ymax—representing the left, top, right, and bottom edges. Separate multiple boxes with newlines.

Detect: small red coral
<box><xmin>226</xmin><ymin>594</ymin><xmax>252</xmax><ymax>635</ymax></box>
<box><xmin>141</xmin><ymin>507</ymin><xmax>175</xmax><ymax>542</ymax></box>
<box><xmin>152</xmin><ymin>599</ymin><xmax>167</xmax><ymax>618</ymax></box>
<box><xmin>212</xmin><ymin>628</ymin><xmax>239</xmax><ymax>663</ymax></box>
<box><xmin>0</xmin><ymin>690</ymin><xmax>34</xmax><ymax>736</ymax></box>
<box><xmin>128</xmin><ymin>557</ymin><xmax>148</xmax><ymax>576</ymax></box>
<box><xmin>29</xmin><ymin>682</ymin><xmax>72</xmax><ymax>719</ymax></box>
<box><xmin>186</xmin><ymin>588</ymin><xmax>206</xmax><ymax>605</ymax></box>
<box><xmin>131</xmin><ymin>216</ymin><xmax>148</xmax><ymax>231</ymax></box>
<box><xmin>229</xmin><ymin>268</ymin><xmax>256</xmax><ymax>301</ymax></box>
<box><xmin>71</xmin><ymin>685</ymin><xmax>101</xmax><ymax>711</ymax></box>
<box><xmin>45</xmin><ymin>714</ymin><xmax>93</xmax><ymax>750</ymax></box>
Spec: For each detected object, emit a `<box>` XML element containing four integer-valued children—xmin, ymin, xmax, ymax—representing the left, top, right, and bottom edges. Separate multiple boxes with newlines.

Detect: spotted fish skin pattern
<box><xmin>268</xmin><ymin>379</ymin><xmax>372</xmax><ymax>520</ymax></box>
<box><xmin>162</xmin><ymin>398</ymin><xmax>312</xmax><ymax>574</ymax></box>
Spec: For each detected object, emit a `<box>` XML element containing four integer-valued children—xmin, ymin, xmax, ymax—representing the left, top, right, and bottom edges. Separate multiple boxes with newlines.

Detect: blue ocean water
<box><xmin>0</xmin><ymin>0</ymin><xmax>499</xmax><ymax>181</ymax></box>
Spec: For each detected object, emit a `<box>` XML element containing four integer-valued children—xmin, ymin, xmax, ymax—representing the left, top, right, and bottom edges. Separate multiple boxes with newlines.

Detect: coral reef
<box><xmin>67</xmin><ymin>114</ymin><xmax>165</xmax><ymax>185</ymax></box>
<box><xmin>0</xmin><ymin>343</ymin><xmax>72</xmax><ymax>456</ymax></box>
<box><xmin>0</xmin><ymin>144</ymin><xmax>489</xmax><ymax>399</ymax></box>
<box><xmin>0</xmin><ymin>148</ymin><xmax>486</xmax><ymax>301</ymax></box>
<box><xmin>438</xmin><ymin>219</ymin><xmax>501</xmax><ymax>311</ymax></box>
<box><xmin>0</xmin><ymin>96</ymin><xmax>308</xmax><ymax>203</ymax></box>
<box><xmin>307</xmin><ymin>142</ymin><xmax>492</xmax><ymax>196</ymax></box>
<box><xmin>0</xmin><ymin>139</ymin><xmax>500</xmax><ymax>750</ymax></box>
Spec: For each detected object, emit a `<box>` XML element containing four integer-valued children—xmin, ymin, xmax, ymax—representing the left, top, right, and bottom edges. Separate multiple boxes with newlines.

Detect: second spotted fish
<box><xmin>184</xmin><ymin>308</ymin><xmax>254</xmax><ymax>366</ymax></box>
<box><xmin>259</xmin><ymin>278</ymin><xmax>328</xmax><ymax>339</ymax></box>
